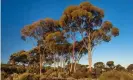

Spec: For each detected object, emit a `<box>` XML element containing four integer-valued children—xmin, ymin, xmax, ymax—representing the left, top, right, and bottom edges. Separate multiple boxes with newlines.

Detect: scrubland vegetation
<box><xmin>1</xmin><ymin>62</ymin><xmax>133</xmax><ymax>80</ymax></box>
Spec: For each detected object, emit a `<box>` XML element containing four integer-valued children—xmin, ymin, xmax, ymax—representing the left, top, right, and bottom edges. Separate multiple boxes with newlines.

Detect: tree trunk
<box><xmin>74</xmin><ymin>60</ymin><xmax>77</xmax><ymax>73</ymax></box>
<box><xmin>70</xmin><ymin>60</ymin><xmax>73</xmax><ymax>73</ymax></box>
<box><xmin>40</xmin><ymin>54</ymin><xmax>42</xmax><ymax>77</ymax></box>
<box><xmin>70</xmin><ymin>32</ymin><xmax>76</xmax><ymax>73</ymax></box>
<box><xmin>39</xmin><ymin>46</ymin><xmax>42</xmax><ymax>80</ymax></box>
<box><xmin>88</xmin><ymin>51</ymin><xmax>92</xmax><ymax>72</ymax></box>
<box><xmin>88</xmin><ymin>36</ymin><xmax>92</xmax><ymax>72</ymax></box>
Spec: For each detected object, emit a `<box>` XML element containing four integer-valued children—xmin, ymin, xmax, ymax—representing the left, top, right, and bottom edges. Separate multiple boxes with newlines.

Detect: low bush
<box><xmin>1</xmin><ymin>64</ymin><xmax>26</xmax><ymax>74</ymax></box>
<box><xmin>72</xmin><ymin>71</ymin><xmax>91</xmax><ymax>79</ymax></box>
<box><xmin>1</xmin><ymin>71</ymin><xmax>8</xmax><ymax>80</ymax></box>
<box><xmin>13</xmin><ymin>73</ymin><xmax>40</xmax><ymax>80</ymax></box>
<box><xmin>99</xmin><ymin>70</ymin><xmax>133</xmax><ymax>80</ymax></box>
<box><xmin>27</xmin><ymin>65</ymin><xmax>40</xmax><ymax>73</ymax></box>
<box><xmin>16</xmin><ymin>66</ymin><xmax>26</xmax><ymax>73</ymax></box>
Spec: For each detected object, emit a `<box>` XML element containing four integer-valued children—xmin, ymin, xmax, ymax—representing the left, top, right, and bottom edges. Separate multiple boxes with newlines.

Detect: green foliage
<box><xmin>112</xmin><ymin>27</ymin><xmax>119</xmax><ymax>37</ymax></box>
<box><xmin>94</xmin><ymin>62</ymin><xmax>105</xmax><ymax>69</ymax></box>
<box><xmin>115</xmin><ymin>64</ymin><xmax>125</xmax><ymax>71</ymax></box>
<box><xmin>1</xmin><ymin>64</ymin><xmax>26</xmax><ymax>74</ymax></box>
<box><xmin>9</xmin><ymin>50</ymin><xmax>29</xmax><ymax>64</ymax></box>
<box><xmin>99</xmin><ymin>70</ymin><xmax>133</xmax><ymax>80</ymax></box>
<box><xmin>127</xmin><ymin>64</ymin><xmax>133</xmax><ymax>73</ymax></box>
<box><xmin>106</xmin><ymin>61</ymin><xmax>115</xmax><ymax>69</ymax></box>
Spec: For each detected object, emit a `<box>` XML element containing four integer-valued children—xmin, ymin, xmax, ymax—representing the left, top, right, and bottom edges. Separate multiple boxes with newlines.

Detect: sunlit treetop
<box><xmin>60</xmin><ymin>2</ymin><xmax>104</xmax><ymax>30</ymax></box>
<box><xmin>9</xmin><ymin>50</ymin><xmax>29</xmax><ymax>64</ymax></box>
<box><xmin>21</xmin><ymin>18</ymin><xmax>61</xmax><ymax>40</ymax></box>
<box><xmin>63</xmin><ymin>6</ymin><xmax>79</xmax><ymax>15</ymax></box>
<box><xmin>11</xmin><ymin>50</ymin><xmax>28</xmax><ymax>57</ymax></box>
<box><xmin>80</xmin><ymin>2</ymin><xmax>104</xmax><ymax>17</ymax></box>
<box><xmin>59</xmin><ymin>2</ymin><xmax>119</xmax><ymax>48</ymax></box>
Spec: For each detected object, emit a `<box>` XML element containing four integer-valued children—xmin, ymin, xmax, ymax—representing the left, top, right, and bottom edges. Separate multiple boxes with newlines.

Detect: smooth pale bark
<box><xmin>70</xmin><ymin>60</ymin><xmax>73</xmax><ymax>73</ymax></box>
<box><xmin>88</xmin><ymin>50</ymin><xmax>92</xmax><ymax>72</ymax></box>
<box><xmin>74</xmin><ymin>60</ymin><xmax>77</xmax><ymax>73</ymax></box>
<box><xmin>53</xmin><ymin>53</ymin><xmax>56</xmax><ymax>70</ymax></box>
<box><xmin>88</xmin><ymin>35</ymin><xmax>92</xmax><ymax>72</ymax></box>
<box><xmin>74</xmin><ymin>45</ymin><xmax>84</xmax><ymax>72</ymax></box>
<box><xmin>70</xmin><ymin>43</ymin><xmax>76</xmax><ymax>73</ymax></box>
<box><xmin>69</xmin><ymin>31</ymin><xmax>76</xmax><ymax>73</ymax></box>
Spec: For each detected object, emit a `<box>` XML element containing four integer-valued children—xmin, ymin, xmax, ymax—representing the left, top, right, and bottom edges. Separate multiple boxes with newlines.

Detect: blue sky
<box><xmin>2</xmin><ymin>0</ymin><xmax>133</xmax><ymax>67</ymax></box>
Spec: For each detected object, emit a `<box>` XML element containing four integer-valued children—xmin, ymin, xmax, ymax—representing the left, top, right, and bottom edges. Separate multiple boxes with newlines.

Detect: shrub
<box><xmin>1</xmin><ymin>64</ymin><xmax>26</xmax><ymax>74</ymax></box>
<box><xmin>16</xmin><ymin>73</ymin><xmax>32</xmax><ymax>80</ymax></box>
<box><xmin>27</xmin><ymin>65</ymin><xmax>39</xmax><ymax>73</ymax></box>
<box><xmin>72</xmin><ymin>71</ymin><xmax>84</xmax><ymax>79</ymax></box>
<box><xmin>17</xmin><ymin>66</ymin><xmax>26</xmax><ymax>73</ymax></box>
<box><xmin>44</xmin><ymin>68</ymin><xmax>54</xmax><ymax>75</ymax></box>
<box><xmin>33</xmin><ymin>74</ymin><xmax>40</xmax><ymax>80</ymax></box>
<box><xmin>14</xmin><ymin>73</ymin><xmax>40</xmax><ymax>80</ymax></box>
<box><xmin>1</xmin><ymin>71</ymin><xmax>8</xmax><ymax>80</ymax></box>
<box><xmin>40</xmin><ymin>76</ymin><xmax>46</xmax><ymax>80</ymax></box>
<box><xmin>127</xmin><ymin>64</ymin><xmax>133</xmax><ymax>73</ymax></box>
<box><xmin>12</xmin><ymin>73</ymin><xmax>19</xmax><ymax>80</ymax></box>
<box><xmin>49</xmin><ymin>72</ymin><xmax>58</xmax><ymax>77</ymax></box>
<box><xmin>59</xmin><ymin>72</ymin><xmax>68</xmax><ymax>78</ymax></box>
<box><xmin>99</xmin><ymin>70</ymin><xmax>133</xmax><ymax>80</ymax></box>
<box><xmin>72</xmin><ymin>71</ymin><xmax>91</xmax><ymax>79</ymax></box>
<box><xmin>115</xmin><ymin>64</ymin><xmax>125</xmax><ymax>71</ymax></box>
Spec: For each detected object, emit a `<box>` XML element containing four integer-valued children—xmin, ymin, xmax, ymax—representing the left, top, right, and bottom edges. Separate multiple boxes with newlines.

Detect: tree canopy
<box><xmin>9</xmin><ymin>1</ymin><xmax>120</xmax><ymax>74</ymax></box>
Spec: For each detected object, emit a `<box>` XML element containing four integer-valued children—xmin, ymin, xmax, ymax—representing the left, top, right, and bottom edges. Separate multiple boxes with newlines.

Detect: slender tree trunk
<box><xmin>88</xmin><ymin>50</ymin><xmax>92</xmax><ymax>72</ymax></box>
<box><xmin>74</xmin><ymin>60</ymin><xmax>77</xmax><ymax>73</ymax></box>
<box><xmin>88</xmin><ymin>37</ymin><xmax>92</xmax><ymax>72</ymax></box>
<box><xmin>68</xmin><ymin>55</ymin><xmax>71</xmax><ymax>74</ymax></box>
<box><xmin>70</xmin><ymin>32</ymin><xmax>76</xmax><ymax>73</ymax></box>
<box><xmin>39</xmin><ymin>46</ymin><xmax>42</xmax><ymax>79</ymax></box>
<box><xmin>42</xmin><ymin>50</ymin><xmax>45</xmax><ymax>73</ymax></box>
<box><xmin>70</xmin><ymin>59</ymin><xmax>73</xmax><ymax>73</ymax></box>
<box><xmin>54</xmin><ymin>55</ymin><xmax>55</xmax><ymax>70</ymax></box>
<box><xmin>39</xmin><ymin>46</ymin><xmax>42</xmax><ymax>76</ymax></box>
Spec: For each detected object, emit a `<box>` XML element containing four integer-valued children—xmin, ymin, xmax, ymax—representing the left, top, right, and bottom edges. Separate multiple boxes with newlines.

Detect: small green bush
<box><xmin>99</xmin><ymin>70</ymin><xmax>133</xmax><ymax>80</ymax></box>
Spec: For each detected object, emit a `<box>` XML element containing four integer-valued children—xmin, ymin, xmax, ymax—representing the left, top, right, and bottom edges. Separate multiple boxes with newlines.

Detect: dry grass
<box><xmin>99</xmin><ymin>70</ymin><xmax>133</xmax><ymax>80</ymax></box>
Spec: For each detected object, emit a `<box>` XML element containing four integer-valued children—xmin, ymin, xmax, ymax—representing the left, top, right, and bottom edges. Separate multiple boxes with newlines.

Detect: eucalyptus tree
<box><xmin>115</xmin><ymin>64</ymin><xmax>125</xmax><ymax>71</ymax></box>
<box><xmin>94</xmin><ymin>62</ymin><xmax>105</xmax><ymax>73</ymax></box>
<box><xmin>127</xmin><ymin>64</ymin><xmax>133</xmax><ymax>73</ymax></box>
<box><xmin>60</xmin><ymin>2</ymin><xmax>119</xmax><ymax>72</ymax></box>
<box><xmin>9</xmin><ymin>50</ymin><xmax>29</xmax><ymax>66</ymax></box>
<box><xmin>72</xmin><ymin>41</ymin><xmax>87</xmax><ymax>72</ymax></box>
<box><xmin>44</xmin><ymin>31</ymin><xmax>70</xmax><ymax>68</ymax></box>
<box><xmin>106</xmin><ymin>61</ymin><xmax>115</xmax><ymax>69</ymax></box>
<box><xmin>28</xmin><ymin>46</ymin><xmax>41</xmax><ymax>67</ymax></box>
<box><xmin>21</xmin><ymin>18</ymin><xmax>61</xmax><ymax>76</ymax></box>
